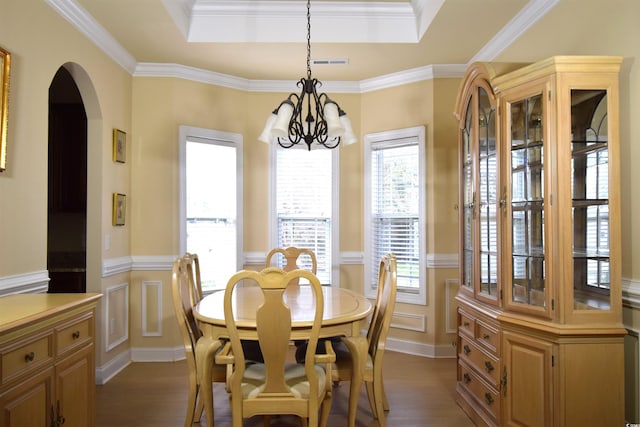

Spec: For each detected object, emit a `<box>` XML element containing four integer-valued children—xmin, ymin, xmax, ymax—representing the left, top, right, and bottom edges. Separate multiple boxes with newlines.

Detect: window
<box><xmin>270</xmin><ymin>145</ymin><xmax>338</xmax><ymax>285</ymax></box>
<box><xmin>364</xmin><ymin>126</ymin><xmax>426</xmax><ymax>304</ymax></box>
<box><xmin>179</xmin><ymin>126</ymin><xmax>243</xmax><ymax>293</ymax></box>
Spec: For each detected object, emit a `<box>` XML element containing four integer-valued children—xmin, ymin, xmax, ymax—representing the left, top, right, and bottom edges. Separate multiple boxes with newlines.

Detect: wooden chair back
<box><xmin>367</xmin><ymin>253</ymin><xmax>398</xmax><ymax>366</ymax></box>
<box><xmin>222</xmin><ymin>267</ymin><xmax>332</xmax><ymax>426</ymax></box>
<box><xmin>265</xmin><ymin>247</ymin><xmax>317</xmax><ymax>286</ymax></box>
<box><xmin>183</xmin><ymin>252</ymin><xmax>203</xmax><ymax>303</ymax></box>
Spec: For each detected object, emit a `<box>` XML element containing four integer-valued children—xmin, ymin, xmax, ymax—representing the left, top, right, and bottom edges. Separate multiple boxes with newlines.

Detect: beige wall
<box><xmin>1</xmin><ymin>0</ymin><xmax>639</xmax><ymax>415</ymax></box>
<box><xmin>0</xmin><ymin>0</ymin><xmax>132</xmax><ymax>367</ymax></box>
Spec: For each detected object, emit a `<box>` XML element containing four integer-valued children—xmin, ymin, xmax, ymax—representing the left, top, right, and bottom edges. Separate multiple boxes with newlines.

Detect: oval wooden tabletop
<box><xmin>195</xmin><ymin>286</ymin><xmax>372</xmax><ymax>329</ymax></box>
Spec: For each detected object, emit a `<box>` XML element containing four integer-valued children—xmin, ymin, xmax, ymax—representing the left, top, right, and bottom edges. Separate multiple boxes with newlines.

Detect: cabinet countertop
<box><xmin>0</xmin><ymin>293</ymin><xmax>102</xmax><ymax>335</ymax></box>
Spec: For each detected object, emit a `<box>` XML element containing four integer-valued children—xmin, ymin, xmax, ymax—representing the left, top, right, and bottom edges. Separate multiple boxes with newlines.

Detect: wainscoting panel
<box><xmin>105</xmin><ymin>282</ymin><xmax>129</xmax><ymax>351</ymax></box>
<box><xmin>142</xmin><ymin>281</ymin><xmax>162</xmax><ymax>337</ymax></box>
<box><xmin>390</xmin><ymin>312</ymin><xmax>426</xmax><ymax>332</ymax></box>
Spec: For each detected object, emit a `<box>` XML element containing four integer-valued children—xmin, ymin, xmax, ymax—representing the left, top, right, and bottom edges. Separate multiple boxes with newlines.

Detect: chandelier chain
<box><xmin>306</xmin><ymin>0</ymin><xmax>311</xmax><ymax>80</ymax></box>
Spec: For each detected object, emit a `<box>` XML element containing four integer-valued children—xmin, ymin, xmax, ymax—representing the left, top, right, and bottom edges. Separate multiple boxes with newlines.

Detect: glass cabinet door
<box><xmin>507</xmin><ymin>92</ymin><xmax>547</xmax><ymax>313</ymax></box>
<box><xmin>477</xmin><ymin>87</ymin><xmax>498</xmax><ymax>302</ymax></box>
<box><xmin>459</xmin><ymin>83</ymin><xmax>499</xmax><ymax>305</ymax></box>
<box><xmin>571</xmin><ymin>90</ymin><xmax>611</xmax><ymax>311</ymax></box>
<box><xmin>461</xmin><ymin>98</ymin><xmax>474</xmax><ymax>294</ymax></box>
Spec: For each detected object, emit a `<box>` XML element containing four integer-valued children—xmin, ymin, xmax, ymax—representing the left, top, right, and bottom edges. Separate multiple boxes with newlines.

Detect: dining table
<box><xmin>193</xmin><ymin>284</ymin><xmax>373</xmax><ymax>427</ymax></box>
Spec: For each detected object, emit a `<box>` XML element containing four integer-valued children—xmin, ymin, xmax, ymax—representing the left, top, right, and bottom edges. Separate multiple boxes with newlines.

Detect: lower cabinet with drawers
<box><xmin>456</xmin><ymin>295</ymin><xmax>626</xmax><ymax>426</ymax></box>
<box><xmin>0</xmin><ymin>293</ymin><xmax>101</xmax><ymax>427</ymax></box>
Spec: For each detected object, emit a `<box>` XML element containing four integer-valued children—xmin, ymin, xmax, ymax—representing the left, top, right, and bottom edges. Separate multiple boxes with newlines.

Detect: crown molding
<box><xmin>470</xmin><ymin>0</ymin><xmax>560</xmax><ymax>63</ymax></box>
<box><xmin>43</xmin><ymin>0</ymin><xmax>137</xmax><ymax>74</ymax></box>
<box><xmin>47</xmin><ymin>0</ymin><xmax>554</xmax><ymax>93</ymax></box>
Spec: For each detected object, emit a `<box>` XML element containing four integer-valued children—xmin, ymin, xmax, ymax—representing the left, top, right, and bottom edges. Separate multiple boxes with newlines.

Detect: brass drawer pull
<box><xmin>485</xmin><ymin>393</ymin><xmax>494</xmax><ymax>405</ymax></box>
<box><xmin>463</xmin><ymin>321</ymin><xmax>470</xmax><ymax>327</ymax></box>
<box><xmin>482</xmin><ymin>333</ymin><xmax>490</xmax><ymax>340</ymax></box>
<box><xmin>72</xmin><ymin>330</ymin><xmax>81</xmax><ymax>339</ymax></box>
<box><xmin>485</xmin><ymin>361</ymin><xmax>494</xmax><ymax>372</ymax></box>
<box><xmin>463</xmin><ymin>345</ymin><xmax>471</xmax><ymax>355</ymax></box>
<box><xmin>463</xmin><ymin>373</ymin><xmax>471</xmax><ymax>384</ymax></box>
<box><xmin>25</xmin><ymin>351</ymin><xmax>35</xmax><ymax>362</ymax></box>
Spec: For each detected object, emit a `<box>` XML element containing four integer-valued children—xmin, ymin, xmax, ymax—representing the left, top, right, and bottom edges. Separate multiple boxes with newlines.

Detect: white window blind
<box><xmin>365</xmin><ymin>126</ymin><xmax>426</xmax><ymax>304</ymax></box>
<box><xmin>371</xmin><ymin>142</ymin><xmax>420</xmax><ymax>290</ymax></box>
<box><xmin>274</xmin><ymin>148</ymin><xmax>332</xmax><ymax>283</ymax></box>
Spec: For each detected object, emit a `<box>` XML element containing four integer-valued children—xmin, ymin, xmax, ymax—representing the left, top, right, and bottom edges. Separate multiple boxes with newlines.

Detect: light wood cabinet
<box><xmin>454</xmin><ymin>56</ymin><xmax>626</xmax><ymax>426</ymax></box>
<box><xmin>0</xmin><ymin>293</ymin><xmax>101</xmax><ymax>427</ymax></box>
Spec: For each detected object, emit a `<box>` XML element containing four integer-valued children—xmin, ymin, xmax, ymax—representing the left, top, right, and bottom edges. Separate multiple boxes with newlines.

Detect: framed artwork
<box><xmin>112</xmin><ymin>193</ymin><xmax>126</xmax><ymax>226</ymax></box>
<box><xmin>0</xmin><ymin>46</ymin><xmax>11</xmax><ymax>172</ymax></box>
<box><xmin>113</xmin><ymin>128</ymin><xmax>126</xmax><ymax>163</ymax></box>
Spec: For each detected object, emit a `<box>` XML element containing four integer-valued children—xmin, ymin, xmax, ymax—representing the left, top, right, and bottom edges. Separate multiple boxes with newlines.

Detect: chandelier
<box><xmin>258</xmin><ymin>0</ymin><xmax>357</xmax><ymax>150</ymax></box>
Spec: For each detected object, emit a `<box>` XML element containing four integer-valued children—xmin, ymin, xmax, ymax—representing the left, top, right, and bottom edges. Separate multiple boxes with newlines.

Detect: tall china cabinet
<box><xmin>454</xmin><ymin>56</ymin><xmax>625</xmax><ymax>426</ymax></box>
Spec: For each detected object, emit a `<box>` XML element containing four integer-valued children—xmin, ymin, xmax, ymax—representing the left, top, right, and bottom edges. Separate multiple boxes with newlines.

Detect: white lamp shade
<box><xmin>271</xmin><ymin>102</ymin><xmax>294</xmax><ymax>138</ymax></box>
<box><xmin>339</xmin><ymin>114</ymin><xmax>358</xmax><ymax>145</ymax></box>
<box><xmin>324</xmin><ymin>102</ymin><xmax>345</xmax><ymax>138</ymax></box>
<box><xmin>258</xmin><ymin>113</ymin><xmax>277</xmax><ymax>143</ymax></box>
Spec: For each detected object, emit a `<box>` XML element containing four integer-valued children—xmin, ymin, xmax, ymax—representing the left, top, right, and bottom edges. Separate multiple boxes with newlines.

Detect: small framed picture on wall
<box><xmin>113</xmin><ymin>128</ymin><xmax>126</xmax><ymax>163</ymax></box>
<box><xmin>112</xmin><ymin>193</ymin><xmax>126</xmax><ymax>226</ymax></box>
<box><xmin>0</xmin><ymin>46</ymin><xmax>11</xmax><ymax>172</ymax></box>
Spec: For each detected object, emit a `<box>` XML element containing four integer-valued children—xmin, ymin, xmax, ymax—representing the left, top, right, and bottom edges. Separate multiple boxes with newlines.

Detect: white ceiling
<box><xmin>46</xmin><ymin>0</ymin><xmax>559</xmax><ymax>88</ymax></box>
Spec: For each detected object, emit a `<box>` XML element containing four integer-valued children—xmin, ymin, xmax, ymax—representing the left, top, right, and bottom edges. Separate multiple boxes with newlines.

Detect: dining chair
<box><xmin>265</xmin><ymin>246</ymin><xmax>317</xmax><ymax>283</ymax></box>
<box><xmin>215</xmin><ymin>267</ymin><xmax>335</xmax><ymax>427</ymax></box>
<box><xmin>332</xmin><ymin>253</ymin><xmax>397</xmax><ymax>427</ymax></box>
<box><xmin>171</xmin><ymin>255</ymin><xmax>228</xmax><ymax>427</ymax></box>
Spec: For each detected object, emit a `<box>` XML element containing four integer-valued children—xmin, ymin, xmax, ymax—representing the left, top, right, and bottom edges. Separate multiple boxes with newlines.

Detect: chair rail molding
<box><xmin>0</xmin><ymin>270</ymin><xmax>49</xmax><ymax>296</ymax></box>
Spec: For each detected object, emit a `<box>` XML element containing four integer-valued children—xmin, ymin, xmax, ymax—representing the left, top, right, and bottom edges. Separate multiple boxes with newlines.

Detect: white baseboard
<box><xmin>386</xmin><ymin>336</ymin><xmax>456</xmax><ymax>358</ymax></box>
<box><xmin>95</xmin><ymin>349</ymin><xmax>131</xmax><ymax>385</ymax></box>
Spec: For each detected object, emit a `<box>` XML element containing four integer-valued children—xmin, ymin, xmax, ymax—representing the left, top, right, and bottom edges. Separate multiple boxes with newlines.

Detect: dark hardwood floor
<box><xmin>96</xmin><ymin>350</ymin><xmax>475</xmax><ymax>427</ymax></box>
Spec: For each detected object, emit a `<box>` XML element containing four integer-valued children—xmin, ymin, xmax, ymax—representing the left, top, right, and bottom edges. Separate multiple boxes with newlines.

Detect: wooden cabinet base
<box><xmin>0</xmin><ymin>293</ymin><xmax>101</xmax><ymax>427</ymax></box>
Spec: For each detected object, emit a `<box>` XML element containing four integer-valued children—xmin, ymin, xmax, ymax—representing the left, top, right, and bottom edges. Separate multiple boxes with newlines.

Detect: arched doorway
<box><xmin>47</xmin><ymin>67</ymin><xmax>87</xmax><ymax>292</ymax></box>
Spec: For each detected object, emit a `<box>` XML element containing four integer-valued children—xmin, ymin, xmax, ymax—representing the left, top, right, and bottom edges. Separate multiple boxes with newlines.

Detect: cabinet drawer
<box><xmin>459</xmin><ymin>335</ymin><xmax>500</xmax><ymax>387</ymax></box>
<box><xmin>459</xmin><ymin>360</ymin><xmax>500</xmax><ymax>420</ymax></box>
<box><xmin>458</xmin><ymin>309</ymin><xmax>475</xmax><ymax>337</ymax></box>
<box><xmin>1</xmin><ymin>333</ymin><xmax>53</xmax><ymax>385</ymax></box>
<box><xmin>476</xmin><ymin>319</ymin><xmax>499</xmax><ymax>355</ymax></box>
<box><xmin>56</xmin><ymin>315</ymin><xmax>93</xmax><ymax>356</ymax></box>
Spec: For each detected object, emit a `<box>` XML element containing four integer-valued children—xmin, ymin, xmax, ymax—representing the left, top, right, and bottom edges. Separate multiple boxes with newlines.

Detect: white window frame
<box><xmin>364</xmin><ymin>126</ymin><xmax>426</xmax><ymax>305</ymax></box>
<box><xmin>178</xmin><ymin>125</ymin><xmax>243</xmax><ymax>293</ymax></box>
<box><xmin>269</xmin><ymin>143</ymin><xmax>340</xmax><ymax>287</ymax></box>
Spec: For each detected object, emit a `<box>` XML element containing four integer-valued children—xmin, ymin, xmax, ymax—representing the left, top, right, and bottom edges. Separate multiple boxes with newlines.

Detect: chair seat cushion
<box><xmin>241</xmin><ymin>363</ymin><xmax>327</xmax><ymax>399</ymax></box>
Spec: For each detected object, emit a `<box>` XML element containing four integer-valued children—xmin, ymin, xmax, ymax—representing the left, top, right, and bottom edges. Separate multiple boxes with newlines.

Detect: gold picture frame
<box><xmin>112</xmin><ymin>193</ymin><xmax>126</xmax><ymax>226</ymax></box>
<box><xmin>113</xmin><ymin>128</ymin><xmax>126</xmax><ymax>163</ymax></box>
<box><xmin>0</xmin><ymin>47</ymin><xmax>11</xmax><ymax>172</ymax></box>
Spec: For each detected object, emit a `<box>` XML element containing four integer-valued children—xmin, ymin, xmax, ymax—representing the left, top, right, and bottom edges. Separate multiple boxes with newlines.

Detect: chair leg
<box><xmin>195</xmin><ymin>394</ymin><xmax>204</xmax><ymax>422</ymax></box>
<box><xmin>365</xmin><ymin>381</ymin><xmax>377</xmax><ymax>418</ymax></box>
<box><xmin>184</xmin><ymin>381</ymin><xmax>198</xmax><ymax>427</ymax></box>
<box><xmin>319</xmin><ymin>394</ymin><xmax>333</xmax><ymax>427</ymax></box>
<box><xmin>381</xmin><ymin>379</ymin><xmax>389</xmax><ymax>412</ymax></box>
<box><xmin>371</xmin><ymin>374</ymin><xmax>387</xmax><ymax>427</ymax></box>
<box><xmin>195</xmin><ymin>338</ymin><xmax>222</xmax><ymax>427</ymax></box>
